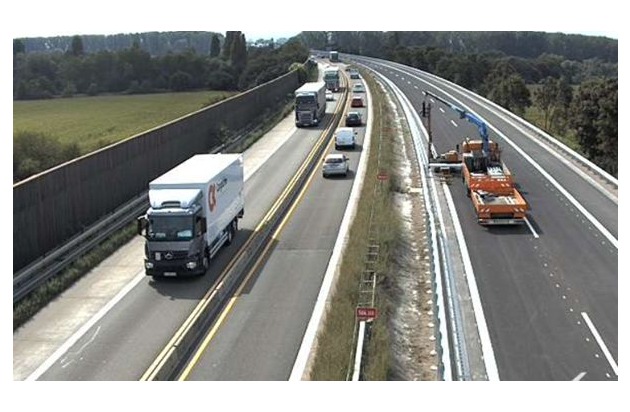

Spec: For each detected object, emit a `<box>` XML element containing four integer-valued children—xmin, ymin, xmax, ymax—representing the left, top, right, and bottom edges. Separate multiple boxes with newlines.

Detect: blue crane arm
<box><xmin>423</xmin><ymin>90</ymin><xmax>489</xmax><ymax>155</ymax></box>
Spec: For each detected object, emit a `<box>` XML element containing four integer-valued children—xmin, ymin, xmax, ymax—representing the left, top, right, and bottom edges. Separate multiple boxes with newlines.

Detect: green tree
<box><xmin>230</xmin><ymin>32</ymin><xmax>247</xmax><ymax>76</ymax></box>
<box><xmin>71</xmin><ymin>35</ymin><xmax>84</xmax><ymax>56</ymax></box>
<box><xmin>570</xmin><ymin>78</ymin><xmax>618</xmax><ymax>176</ymax></box>
<box><xmin>13</xmin><ymin>131</ymin><xmax>80</xmax><ymax>182</ymax></box>
<box><xmin>534</xmin><ymin>76</ymin><xmax>572</xmax><ymax>131</ymax></box>
<box><xmin>210</xmin><ymin>34</ymin><xmax>221</xmax><ymax>57</ymax></box>
<box><xmin>14</xmin><ymin>39</ymin><xmax>25</xmax><ymax>56</ymax></box>
<box><xmin>483</xmin><ymin>62</ymin><xmax>531</xmax><ymax>114</ymax></box>
<box><xmin>222</xmin><ymin>31</ymin><xmax>239</xmax><ymax>60</ymax></box>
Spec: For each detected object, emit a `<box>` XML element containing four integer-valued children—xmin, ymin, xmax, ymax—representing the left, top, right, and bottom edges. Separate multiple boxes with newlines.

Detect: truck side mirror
<box><xmin>199</xmin><ymin>217</ymin><xmax>207</xmax><ymax>234</ymax></box>
<box><xmin>137</xmin><ymin>216</ymin><xmax>147</xmax><ymax>236</ymax></box>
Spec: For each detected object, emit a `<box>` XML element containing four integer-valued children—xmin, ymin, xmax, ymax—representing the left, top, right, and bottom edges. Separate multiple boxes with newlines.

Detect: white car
<box><xmin>352</xmin><ymin>83</ymin><xmax>365</xmax><ymax>93</ymax></box>
<box><xmin>334</xmin><ymin>127</ymin><xmax>356</xmax><ymax>150</ymax></box>
<box><xmin>322</xmin><ymin>153</ymin><xmax>349</xmax><ymax>177</ymax></box>
<box><xmin>326</xmin><ymin>90</ymin><xmax>334</xmax><ymax>101</ymax></box>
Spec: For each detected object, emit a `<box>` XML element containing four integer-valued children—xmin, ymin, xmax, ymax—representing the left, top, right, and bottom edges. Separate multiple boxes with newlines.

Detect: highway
<box><xmin>351</xmin><ymin>56</ymin><xmax>618</xmax><ymax>380</ymax></box>
<box><xmin>16</xmin><ymin>77</ymin><xmax>353</xmax><ymax>380</ymax></box>
<box><xmin>178</xmin><ymin>75</ymin><xmax>369</xmax><ymax>380</ymax></box>
<box><xmin>14</xmin><ymin>54</ymin><xmax>617</xmax><ymax>382</ymax></box>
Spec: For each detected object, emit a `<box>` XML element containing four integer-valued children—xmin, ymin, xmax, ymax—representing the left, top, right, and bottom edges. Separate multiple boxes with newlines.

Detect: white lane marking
<box><xmin>24</xmin><ymin>118</ymin><xmax>298</xmax><ymax>380</ymax></box>
<box><xmin>439</xmin><ymin>107</ymin><xmax>445</xmax><ymax>114</ymax></box>
<box><xmin>524</xmin><ymin>217</ymin><xmax>539</xmax><ymax>238</ymax></box>
<box><xmin>374</xmin><ymin>70</ymin><xmax>496</xmax><ymax>380</ymax></box>
<box><xmin>414</xmin><ymin>85</ymin><xmax>419</xmax><ymax>89</ymax></box>
<box><xmin>376</xmin><ymin>57</ymin><xmax>617</xmax><ymax>189</ymax></box>
<box><xmin>351</xmin><ymin>321</ymin><xmax>366</xmax><ymax>380</ymax></box>
<box><xmin>443</xmin><ymin>182</ymin><xmax>500</xmax><ymax>380</ymax></box>
<box><xmin>408</xmin><ymin>81</ymin><xmax>412</xmax><ymax>85</ymax></box>
<box><xmin>290</xmin><ymin>69</ymin><xmax>375</xmax><ymax>381</ymax></box>
<box><xmin>26</xmin><ymin>272</ymin><xmax>145</xmax><ymax>380</ymax></box>
<box><xmin>399</xmin><ymin>69</ymin><xmax>618</xmax><ymax>249</ymax></box>
<box><xmin>572</xmin><ymin>371</ymin><xmax>587</xmax><ymax>381</ymax></box>
<box><xmin>60</xmin><ymin>325</ymin><xmax>101</xmax><ymax>368</ymax></box>
<box><xmin>581</xmin><ymin>312</ymin><xmax>618</xmax><ymax>375</ymax></box>
<box><xmin>430</xmin><ymin>98</ymin><xmax>435</xmax><ymax>103</ymax></box>
<box><xmin>450</xmin><ymin>120</ymin><xmax>458</xmax><ymax>128</ymax></box>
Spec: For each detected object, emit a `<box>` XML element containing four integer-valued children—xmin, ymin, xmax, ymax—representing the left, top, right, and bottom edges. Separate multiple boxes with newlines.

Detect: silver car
<box><xmin>322</xmin><ymin>153</ymin><xmax>349</xmax><ymax>177</ymax></box>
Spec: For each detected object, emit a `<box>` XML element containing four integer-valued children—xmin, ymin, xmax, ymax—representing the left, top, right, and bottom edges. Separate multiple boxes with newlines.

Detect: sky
<box><xmin>3</xmin><ymin>0</ymin><xmax>622</xmax><ymax>40</ymax></box>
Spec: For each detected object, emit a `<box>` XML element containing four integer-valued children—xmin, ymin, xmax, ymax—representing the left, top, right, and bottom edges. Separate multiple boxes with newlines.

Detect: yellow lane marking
<box><xmin>142</xmin><ymin>82</ymin><xmax>349</xmax><ymax>381</ymax></box>
<box><xmin>178</xmin><ymin>82</ymin><xmax>352</xmax><ymax>380</ymax></box>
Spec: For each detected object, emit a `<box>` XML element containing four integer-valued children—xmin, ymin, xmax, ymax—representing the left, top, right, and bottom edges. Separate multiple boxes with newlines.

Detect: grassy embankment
<box><xmin>13</xmin><ymin>91</ymin><xmax>235</xmax><ymax>153</ymax></box>
<box><xmin>308</xmin><ymin>69</ymin><xmax>401</xmax><ymax>380</ymax></box>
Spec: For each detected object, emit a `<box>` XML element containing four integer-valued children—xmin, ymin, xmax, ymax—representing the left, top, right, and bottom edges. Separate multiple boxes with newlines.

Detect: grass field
<box><xmin>13</xmin><ymin>91</ymin><xmax>235</xmax><ymax>153</ymax></box>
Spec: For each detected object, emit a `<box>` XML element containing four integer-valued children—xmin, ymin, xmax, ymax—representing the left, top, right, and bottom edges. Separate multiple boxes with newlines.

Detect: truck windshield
<box><xmin>148</xmin><ymin>216</ymin><xmax>194</xmax><ymax>241</ymax></box>
<box><xmin>296</xmin><ymin>95</ymin><xmax>315</xmax><ymax>105</ymax></box>
<box><xmin>324</xmin><ymin>73</ymin><xmax>339</xmax><ymax>79</ymax></box>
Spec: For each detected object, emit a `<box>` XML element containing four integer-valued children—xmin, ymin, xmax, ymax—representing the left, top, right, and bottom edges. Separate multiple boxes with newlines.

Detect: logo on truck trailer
<box><xmin>209</xmin><ymin>184</ymin><xmax>217</xmax><ymax>212</ymax></box>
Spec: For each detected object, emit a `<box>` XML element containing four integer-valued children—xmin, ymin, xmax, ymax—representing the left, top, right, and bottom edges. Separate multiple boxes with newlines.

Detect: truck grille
<box><xmin>154</xmin><ymin>250</ymin><xmax>188</xmax><ymax>261</ymax></box>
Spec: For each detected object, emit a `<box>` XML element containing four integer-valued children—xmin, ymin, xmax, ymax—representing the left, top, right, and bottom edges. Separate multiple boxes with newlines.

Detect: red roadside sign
<box><xmin>356</xmin><ymin>307</ymin><xmax>378</xmax><ymax>322</ymax></box>
<box><xmin>377</xmin><ymin>173</ymin><xmax>389</xmax><ymax>181</ymax></box>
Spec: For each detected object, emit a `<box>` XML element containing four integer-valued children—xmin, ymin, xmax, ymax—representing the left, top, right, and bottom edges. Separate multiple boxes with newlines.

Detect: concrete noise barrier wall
<box><xmin>14</xmin><ymin>70</ymin><xmax>300</xmax><ymax>272</ymax></box>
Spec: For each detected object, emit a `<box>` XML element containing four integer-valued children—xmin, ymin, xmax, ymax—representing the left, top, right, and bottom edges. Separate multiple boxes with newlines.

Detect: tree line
<box><xmin>300</xmin><ymin>31</ymin><xmax>618</xmax><ymax>177</ymax></box>
<box><xmin>13</xmin><ymin>31</ymin><xmax>308</xmax><ymax>100</ymax></box>
<box><xmin>13</xmin><ymin>32</ymin><xmax>309</xmax><ymax>182</ymax></box>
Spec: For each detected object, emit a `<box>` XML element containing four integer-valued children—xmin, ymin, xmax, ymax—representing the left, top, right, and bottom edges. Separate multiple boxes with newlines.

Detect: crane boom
<box><xmin>423</xmin><ymin>90</ymin><xmax>489</xmax><ymax>155</ymax></box>
<box><xmin>421</xmin><ymin>90</ymin><xmax>528</xmax><ymax>225</ymax></box>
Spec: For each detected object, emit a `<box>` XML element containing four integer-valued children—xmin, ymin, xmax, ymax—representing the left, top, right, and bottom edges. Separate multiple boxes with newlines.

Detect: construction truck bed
<box><xmin>471</xmin><ymin>188</ymin><xmax>528</xmax><ymax>225</ymax></box>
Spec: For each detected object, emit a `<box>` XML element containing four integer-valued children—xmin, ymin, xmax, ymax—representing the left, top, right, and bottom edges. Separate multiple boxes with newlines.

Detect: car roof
<box><xmin>337</xmin><ymin>127</ymin><xmax>353</xmax><ymax>133</ymax></box>
<box><xmin>347</xmin><ymin>111</ymin><xmax>360</xmax><ymax>115</ymax></box>
<box><xmin>325</xmin><ymin>153</ymin><xmax>346</xmax><ymax>160</ymax></box>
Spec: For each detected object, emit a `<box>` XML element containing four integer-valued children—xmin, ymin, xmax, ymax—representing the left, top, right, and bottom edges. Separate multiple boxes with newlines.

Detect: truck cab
<box><xmin>137</xmin><ymin>154</ymin><xmax>244</xmax><ymax>278</ymax></box>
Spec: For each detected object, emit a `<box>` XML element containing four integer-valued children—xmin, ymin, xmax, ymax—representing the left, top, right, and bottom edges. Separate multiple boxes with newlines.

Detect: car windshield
<box><xmin>348</xmin><ymin>113</ymin><xmax>359</xmax><ymax>119</ymax></box>
<box><xmin>148</xmin><ymin>216</ymin><xmax>194</xmax><ymax>241</ymax></box>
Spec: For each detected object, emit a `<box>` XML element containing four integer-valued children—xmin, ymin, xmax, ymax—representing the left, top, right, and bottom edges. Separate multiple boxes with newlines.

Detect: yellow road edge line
<box><xmin>142</xmin><ymin>74</ymin><xmax>349</xmax><ymax>381</ymax></box>
<box><xmin>177</xmin><ymin>296</ymin><xmax>238</xmax><ymax>381</ymax></box>
<box><xmin>179</xmin><ymin>75</ymin><xmax>352</xmax><ymax>378</ymax></box>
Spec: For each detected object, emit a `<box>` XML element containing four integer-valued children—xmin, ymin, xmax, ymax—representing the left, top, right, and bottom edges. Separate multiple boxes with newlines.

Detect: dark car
<box><xmin>350</xmin><ymin>71</ymin><xmax>360</xmax><ymax>79</ymax></box>
<box><xmin>345</xmin><ymin>111</ymin><xmax>362</xmax><ymax>127</ymax></box>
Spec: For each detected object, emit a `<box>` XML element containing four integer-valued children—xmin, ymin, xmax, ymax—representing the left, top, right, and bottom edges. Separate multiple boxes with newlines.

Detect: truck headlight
<box><xmin>145</xmin><ymin>262</ymin><xmax>154</xmax><ymax>269</ymax></box>
<box><xmin>186</xmin><ymin>261</ymin><xmax>198</xmax><ymax>269</ymax></box>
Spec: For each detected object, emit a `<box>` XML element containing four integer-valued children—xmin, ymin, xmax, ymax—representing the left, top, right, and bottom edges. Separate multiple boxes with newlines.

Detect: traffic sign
<box><xmin>356</xmin><ymin>307</ymin><xmax>378</xmax><ymax>321</ymax></box>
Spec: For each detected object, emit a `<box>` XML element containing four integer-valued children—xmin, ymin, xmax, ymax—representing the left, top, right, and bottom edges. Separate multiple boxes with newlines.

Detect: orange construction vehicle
<box><xmin>424</xmin><ymin>91</ymin><xmax>528</xmax><ymax>225</ymax></box>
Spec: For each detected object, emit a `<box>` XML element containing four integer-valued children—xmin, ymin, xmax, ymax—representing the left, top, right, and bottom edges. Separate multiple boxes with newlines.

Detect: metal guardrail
<box><xmin>13</xmin><ymin>193</ymin><xmax>149</xmax><ymax>303</ymax></box>
<box><xmin>144</xmin><ymin>88</ymin><xmax>349</xmax><ymax>380</ymax></box>
<box><xmin>12</xmin><ymin>116</ymin><xmax>285</xmax><ymax>305</ymax></box>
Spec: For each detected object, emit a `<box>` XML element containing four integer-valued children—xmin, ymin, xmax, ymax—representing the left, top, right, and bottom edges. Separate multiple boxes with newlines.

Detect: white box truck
<box><xmin>294</xmin><ymin>81</ymin><xmax>327</xmax><ymax>127</ymax></box>
<box><xmin>323</xmin><ymin>67</ymin><xmax>340</xmax><ymax>91</ymax></box>
<box><xmin>137</xmin><ymin>154</ymin><xmax>244</xmax><ymax>277</ymax></box>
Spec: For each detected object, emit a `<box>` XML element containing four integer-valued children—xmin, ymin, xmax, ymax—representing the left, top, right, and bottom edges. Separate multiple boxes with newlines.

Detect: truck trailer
<box><xmin>137</xmin><ymin>154</ymin><xmax>245</xmax><ymax>277</ymax></box>
<box><xmin>294</xmin><ymin>81</ymin><xmax>327</xmax><ymax>127</ymax></box>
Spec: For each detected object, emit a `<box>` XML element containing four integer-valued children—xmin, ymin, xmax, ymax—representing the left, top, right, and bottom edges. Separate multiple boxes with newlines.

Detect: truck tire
<box><xmin>202</xmin><ymin>254</ymin><xmax>209</xmax><ymax>273</ymax></box>
<box><xmin>225</xmin><ymin>220</ymin><xmax>236</xmax><ymax>246</ymax></box>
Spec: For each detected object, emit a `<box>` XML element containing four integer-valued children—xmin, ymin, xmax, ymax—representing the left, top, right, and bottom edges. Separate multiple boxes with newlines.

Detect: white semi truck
<box><xmin>137</xmin><ymin>154</ymin><xmax>244</xmax><ymax>277</ymax></box>
<box><xmin>323</xmin><ymin>66</ymin><xmax>340</xmax><ymax>91</ymax></box>
<box><xmin>294</xmin><ymin>81</ymin><xmax>327</xmax><ymax>127</ymax></box>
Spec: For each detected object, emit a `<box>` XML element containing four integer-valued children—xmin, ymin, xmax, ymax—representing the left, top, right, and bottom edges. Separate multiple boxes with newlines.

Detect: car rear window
<box><xmin>325</xmin><ymin>158</ymin><xmax>344</xmax><ymax>164</ymax></box>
